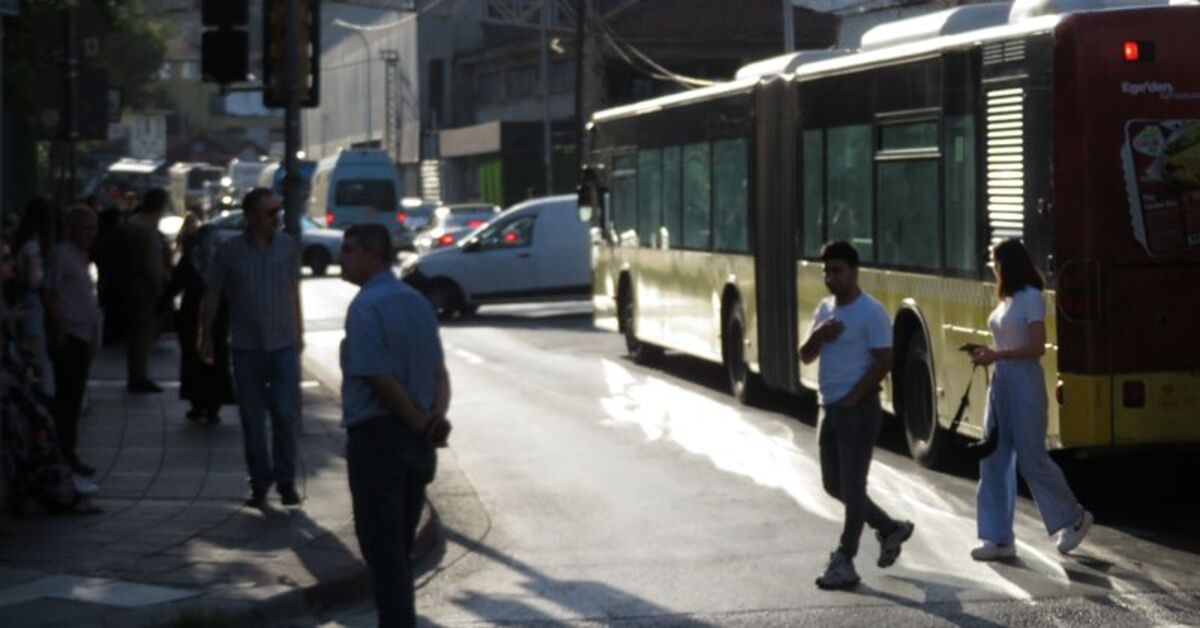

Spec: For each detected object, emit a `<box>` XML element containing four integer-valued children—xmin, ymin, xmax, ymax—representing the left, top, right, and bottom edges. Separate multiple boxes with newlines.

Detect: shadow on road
<box><xmin>442</xmin><ymin>307</ymin><xmax>597</xmax><ymax>332</ymax></box>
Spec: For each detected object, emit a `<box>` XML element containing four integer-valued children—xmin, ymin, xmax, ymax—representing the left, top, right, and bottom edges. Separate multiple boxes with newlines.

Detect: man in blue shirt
<box><xmin>339</xmin><ymin>223</ymin><xmax>451</xmax><ymax>628</ymax></box>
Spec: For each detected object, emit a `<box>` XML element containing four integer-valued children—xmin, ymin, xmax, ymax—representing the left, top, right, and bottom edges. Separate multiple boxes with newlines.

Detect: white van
<box><xmin>308</xmin><ymin>148</ymin><xmax>405</xmax><ymax>245</ymax></box>
<box><xmin>400</xmin><ymin>195</ymin><xmax>590</xmax><ymax>319</ymax></box>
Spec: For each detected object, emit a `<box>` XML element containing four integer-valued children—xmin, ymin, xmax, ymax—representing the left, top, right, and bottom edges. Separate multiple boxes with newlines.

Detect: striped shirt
<box><xmin>207</xmin><ymin>232</ymin><xmax>301</xmax><ymax>351</ymax></box>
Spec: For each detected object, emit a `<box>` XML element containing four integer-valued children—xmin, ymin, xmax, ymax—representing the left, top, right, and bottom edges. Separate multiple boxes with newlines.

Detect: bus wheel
<box><xmin>426</xmin><ymin>279</ymin><xmax>461</xmax><ymax>322</ymax></box>
<box><xmin>619</xmin><ymin>291</ymin><xmax>661</xmax><ymax>364</ymax></box>
<box><xmin>724</xmin><ymin>305</ymin><xmax>761</xmax><ymax>405</ymax></box>
<box><xmin>901</xmin><ymin>335</ymin><xmax>942</xmax><ymax>467</ymax></box>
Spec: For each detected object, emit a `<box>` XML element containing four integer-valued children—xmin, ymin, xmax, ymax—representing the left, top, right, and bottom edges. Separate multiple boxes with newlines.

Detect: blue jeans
<box><xmin>232</xmin><ymin>346</ymin><xmax>301</xmax><ymax>492</ymax></box>
<box><xmin>977</xmin><ymin>361</ymin><xmax>1083</xmax><ymax>544</ymax></box>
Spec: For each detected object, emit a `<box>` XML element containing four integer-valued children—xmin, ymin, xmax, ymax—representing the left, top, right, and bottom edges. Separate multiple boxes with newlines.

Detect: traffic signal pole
<box><xmin>283</xmin><ymin>0</ymin><xmax>302</xmax><ymax>239</ymax></box>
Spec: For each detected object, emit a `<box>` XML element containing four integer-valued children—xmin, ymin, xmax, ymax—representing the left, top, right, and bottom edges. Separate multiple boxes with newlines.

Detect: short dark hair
<box><xmin>820</xmin><ymin>240</ymin><xmax>859</xmax><ymax>269</ymax></box>
<box><xmin>992</xmin><ymin>238</ymin><xmax>1044</xmax><ymax>298</ymax></box>
<box><xmin>142</xmin><ymin>187</ymin><xmax>169</xmax><ymax>214</ymax></box>
<box><xmin>241</xmin><ymin>187</ymin><xmax>275</xmax><ymax>214</ymax></box>
<box><xmin>345</xmin><ymin>223</ymin><xmax>394</xmax><ymax>265</ymax></box>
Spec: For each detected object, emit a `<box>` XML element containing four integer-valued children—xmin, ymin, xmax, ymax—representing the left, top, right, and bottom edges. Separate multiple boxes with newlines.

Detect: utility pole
<box><xmin>572</xmin><ymin>0</ymin><xmax>585</xmax><ymax>172</ymax></box>
<box><xmin>783</xmin><ymin>0</ymin><xmax>795</xmax><ymax>52</ymax></box>
<box><xmin>381</xmin><ymin>49</ymin><xmax>399</xmax><ymax>160</ymax></box>
<box><xmin>539</xmin><ymin>0</ymin><xmax>553</xmax><ymax>195</ymax></box>
<box><xmin>283</xmin><ymin>0</ymin><xmax>301</xmax><ymax>238</ymax></box>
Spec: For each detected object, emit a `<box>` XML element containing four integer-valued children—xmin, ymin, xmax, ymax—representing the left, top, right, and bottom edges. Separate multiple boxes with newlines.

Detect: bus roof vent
<box><xmin>1010</xmin><ymin>0</ymin><xmax>1182</xmax><ymax>22</ymax></box>
<box><xmin>734</xmin><ymin>49</ymin><xmax>852</xmax><ymax>80</ymax></box>
<box><xmin>859</xmin><ymin>3</ymin><xmax>1011</xmax><ymax>50</ymax></box>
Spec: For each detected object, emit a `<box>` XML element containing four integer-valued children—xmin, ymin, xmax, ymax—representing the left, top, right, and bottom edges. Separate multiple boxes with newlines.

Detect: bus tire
<box><xmin>724</xmin><ymin>304</ymin><xmax>762</xmax><ymax>405</ymax></box>
<box><xmin>619</xmin><ymin>289</ymin><xmax>661</xmax><ymax>365</ymax></box>
<box><xmin>426</xmin><ymin>279</ymin><xmax>462</xmax><ymax>322</ymax></box>
<box><xmin>900</xmin><ymin>334</ymin><xmax>942</xmax><ymax>467</ymax></box>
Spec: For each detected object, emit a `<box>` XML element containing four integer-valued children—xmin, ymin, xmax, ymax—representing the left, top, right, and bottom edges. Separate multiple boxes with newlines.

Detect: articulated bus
<box><xmin>580</xmin><ymin>1</ymin><xmax>1200</xmax><ymax>466</ymax></box>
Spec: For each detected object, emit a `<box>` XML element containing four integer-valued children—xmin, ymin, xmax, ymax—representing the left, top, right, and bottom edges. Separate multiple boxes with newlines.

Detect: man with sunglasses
<box><xmin>200</xmin><ymin>188</ymin><xmax>305</xmax><ymax>509</ymax></box>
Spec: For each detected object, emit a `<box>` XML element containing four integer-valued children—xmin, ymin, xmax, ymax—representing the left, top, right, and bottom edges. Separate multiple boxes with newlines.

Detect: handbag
<box><xmin>947</xmin><ymin>357</ymin><xmax>999</xmax><ymax>461</ymax></box>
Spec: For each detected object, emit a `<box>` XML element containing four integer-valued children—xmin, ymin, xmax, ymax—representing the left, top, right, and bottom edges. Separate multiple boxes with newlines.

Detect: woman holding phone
<box><xmin>968</xmin><ymin>238</ymin><xmax>1092</xmax><ymax>561</ymax></box>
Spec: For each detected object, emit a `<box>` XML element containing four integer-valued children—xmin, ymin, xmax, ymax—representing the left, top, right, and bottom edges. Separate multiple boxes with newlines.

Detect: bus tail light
<box><xmin>1122</xmin><ymin>381</ymin><xmax>1145</xmax><ymax>408</ymax></box>
<box><xmin>1056</xmin><ymin>260</ymin><xmax>1101</xmax><ymax>323</ymax></box>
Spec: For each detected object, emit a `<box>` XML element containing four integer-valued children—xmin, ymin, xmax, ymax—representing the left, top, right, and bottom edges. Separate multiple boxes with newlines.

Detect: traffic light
<box><xmin>263</xmin><ymin>0</ymin><xmax>321</xmax><ymax>108</ymax></box>
<box><xmin>200</xmin><ymin>0</ymin><xmax>249</xmax><ymax>84</ymax></box>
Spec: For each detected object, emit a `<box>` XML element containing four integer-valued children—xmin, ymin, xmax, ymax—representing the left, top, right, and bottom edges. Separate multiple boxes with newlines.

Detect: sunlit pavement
<box><xmin>295</xmin><ymin>273</ymin><xmax>1200</xmax><ymax>627</ymax></box>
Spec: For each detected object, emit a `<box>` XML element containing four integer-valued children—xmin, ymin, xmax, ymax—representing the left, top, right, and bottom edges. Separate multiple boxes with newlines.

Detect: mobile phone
<box><xmin>959</xmin><ymin>343</ymin><xmax>983</xmax><ymax>353</ymax></box>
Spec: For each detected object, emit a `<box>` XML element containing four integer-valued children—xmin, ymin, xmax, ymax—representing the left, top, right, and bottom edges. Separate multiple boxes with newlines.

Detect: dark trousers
<box><xmin>125</xmin><ymin>283</ymin><xmax>160</xmax><ymax>383</ymax></box>
<box><xmin>52</xmin><ymin>334</ymin><xmax>93</xmax><ymax>464</ymax></box>
<box><xmin>818</xmin><ymin>393</ymin><xmax>897</xmax><ymax>559</ymax></box>
<box><xmin>348</xmin><ymin>418</ymin><xmax>435</xmax><ymax>628</ymax></box>
<box><xmin>231</xmin><ymin>347</ymin><xmax>300</xmax><ymax>491</ymax></box>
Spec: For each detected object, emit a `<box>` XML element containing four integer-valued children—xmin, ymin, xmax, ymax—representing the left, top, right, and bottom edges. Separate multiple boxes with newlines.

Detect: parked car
<box><xmin>308</xmin><ymin>148</ymin><xmax>410</xmax><ymax>249</ymax></box>
<box><xmin>413</xmin><ymin>203</ymin><xmax>501</xmax><ymax>253</ymax></box>
<box><xmin>206</xmin><ymin>210</ymin><xmax>343</xmax><ymax>276</ymax></box>
<box><xmin>401</xmin><ymin>195</ymin><xmax>588</xmax><ymax>319</ymax></box>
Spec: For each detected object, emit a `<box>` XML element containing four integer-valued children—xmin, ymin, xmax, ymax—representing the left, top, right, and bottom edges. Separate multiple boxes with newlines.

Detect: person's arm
<box><xmin>198</xmin><ymin>248</ymin><xmax>226</xmax><ymax>364</ymax></box>
<box><xmin>368</xmin><ymin>376</ymin><xmax>429</xmax><ymax>432</ymax></box>
<box><xmin>42</xmin><ymin>248</ymin><xmax>65</xmax><ymax>349</ymax></box>
<box><xmin>837</xmin><ymin>347</ymin><xmax>894</xmax><ymax>406</ymax></box>
<box><xmin>799</xmin><ymin>306</ymin><xmax>842</xmax><ymax>364</ymax></box>
<box><xmin>292</xmin><ymin>243</ymin><xmax>305</xmax><ymax>351</ymax></box>
<box><xmin>431</xmin><ymin>363</ymin><xmax>451</xmax><ymax>419</ymax></box>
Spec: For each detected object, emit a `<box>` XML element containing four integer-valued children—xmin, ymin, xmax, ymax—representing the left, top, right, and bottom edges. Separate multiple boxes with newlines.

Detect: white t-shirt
<box><xmin>988</xmin><ymin>286</ymin><xmax>1045</xmax><ymax>353</ymax></box>
<box><xmin>810</xmin><ymin>292</ymin><xmax>892</xmax><ymax>405</ymax></box>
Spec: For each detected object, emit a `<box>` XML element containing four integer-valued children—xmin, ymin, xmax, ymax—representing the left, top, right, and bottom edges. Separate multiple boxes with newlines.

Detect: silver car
<box><xmin>207</xmin><ymin>210</ymin><xmax>343</xmax><ymax>276</ymax></box>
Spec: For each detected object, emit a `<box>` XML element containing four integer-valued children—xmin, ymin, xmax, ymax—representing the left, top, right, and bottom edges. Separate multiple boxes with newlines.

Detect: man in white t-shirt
<box><xmin>798</xmin><ymin>240</ymin><xmax>914</xmax><ymax>590</ymax></box>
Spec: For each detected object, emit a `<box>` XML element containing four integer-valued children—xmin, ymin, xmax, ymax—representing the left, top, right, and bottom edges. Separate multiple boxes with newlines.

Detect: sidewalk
<box><xmin>0</xmin><ymin>336</ymin><xmax>436</xmax><ymax>627</ymax></box>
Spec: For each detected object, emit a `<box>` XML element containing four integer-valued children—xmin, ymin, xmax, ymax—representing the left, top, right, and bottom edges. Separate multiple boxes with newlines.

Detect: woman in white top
<box><xmin>968</xmin><ymin>239</ymin><xmax>1092</xmax><ymax>561</ymax></box>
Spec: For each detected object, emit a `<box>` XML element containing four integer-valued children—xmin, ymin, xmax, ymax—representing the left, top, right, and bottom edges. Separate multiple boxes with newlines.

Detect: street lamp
<box><xmin>333</xmin><ymin>19</ymin><xmax>373</xmax><ymax>143</ymax></box>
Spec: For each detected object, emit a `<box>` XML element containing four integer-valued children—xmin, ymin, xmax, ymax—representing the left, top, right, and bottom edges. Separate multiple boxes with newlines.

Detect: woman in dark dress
<box><xmin>167</xmin><ymin>216</ymin><xmax>234</xmax><ymax>424</ymax></box>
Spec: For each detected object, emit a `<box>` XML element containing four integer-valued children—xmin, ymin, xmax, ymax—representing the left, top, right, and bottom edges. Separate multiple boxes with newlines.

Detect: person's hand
<box><xmin>812</xmin><ymin>319</ymin><xmax>845</xmax><ymax>344</ymax></box>
<box><xmin>425</xmin><ymin>415</ymin><xmax>452</xmax><ymax>448</ymax></box>
<box><xmin>971</xmin><ymin>346</ymin><xmax>1000</xmax><ymax>366</ymax></box>
<box><xmin>199</xmin><ymin>336</ymin><xmax>215</xmax><ymax>365</ymax></box>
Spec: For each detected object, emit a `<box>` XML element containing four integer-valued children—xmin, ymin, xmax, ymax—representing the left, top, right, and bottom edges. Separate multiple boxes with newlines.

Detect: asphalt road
<box><xmin>294</xmin><ymin>273</ymin><xmax>1200</xmax><ymax>627</ymax></box>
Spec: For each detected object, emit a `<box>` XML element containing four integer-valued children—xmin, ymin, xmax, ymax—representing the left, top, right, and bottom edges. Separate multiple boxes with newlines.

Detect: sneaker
<box><xmin>970</xmin><ymin>541</ymin><xmax>1017</xmax><ymax>561</ymax></box>
<box><xmin>73</xmin><ymin>474</ymin><xmax>99</xmax><ymax>497</ymax></box>
<box><xmin>279</xmin><ymin>484</ymin><xmax>302</xmax><ymax>509</ymax></box>
<box><xmin>1057</xmin><ymin>510</ymin><xmax>1093</xmax><ymax>555</ymax></box>
<box><xmin>876</xmin><ymin>520</ymin><xmax>915</xmax><ymax>568</ymax></box>
<box><xmin>815</xmin><ymin>552</ymin><xmax>860</xmax><ymax>590</ymax></box>
<box><xmin>244</xmin><ymin>488</ymin><xmax>268</xmax><ymax>508</ymax></box>
<box><xmin>127</xmin><ymin>380</ymin><xmax>164</xmax><ymax>394</ymax></box>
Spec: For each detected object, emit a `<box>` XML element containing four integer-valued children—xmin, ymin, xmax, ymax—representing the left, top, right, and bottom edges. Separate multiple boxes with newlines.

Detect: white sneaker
<box><xmin>1057</xmin><ymin>510</ymin><xmax>1093</xmax><ymax>555</ymax></box>
<box><xmin>73</xmin><ymin>474</ymin><xmax>99</xmax><ymax>497</ymax></box>
<box><xmin>971</xmin><ymin>541</ymin><xmax>1017</xmax><ymax>561</ymax></box>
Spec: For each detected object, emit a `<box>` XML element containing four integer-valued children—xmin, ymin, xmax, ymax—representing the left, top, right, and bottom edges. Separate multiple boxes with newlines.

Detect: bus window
<box><xmin>637</xmin><ymin>149</ymin><xmax>663</xmax><ymax>247</ymax></box>
<box><xmin>663</xmin><ymin>146</ymin><xmax>682</xmax><ymax>248</ymax></box>
<box><xmin>802</xmin><ymin>130</ymin><xmax>825</xmax><ymax>256</ymax></box>
<box><xmin>878</xmin><ymin>160</ymin><xmax>939</xmax><ymax>269</ymax></box>
<box><xmin>944</xmin><ymin>115</ymin><xmax>978</xmax><ymax>272</ymax></box>
<box><xmin>683</xmin><ymin>142</ymin><xmax>712</xmax><ymax>249</ymax></box>
<box><xmin>713</xmin><ymin>138</ymin><xmax>749</xmax><ymax>253</ymax></box>
<box><xmin>826</xmin><ymin>125</ymin><xmax>873</xmax><ymax>260</ymax></box>
<box><xmin>612</xmin><ymin>154</ymin><xmax>638</xmax><ymax>242</ymax></box>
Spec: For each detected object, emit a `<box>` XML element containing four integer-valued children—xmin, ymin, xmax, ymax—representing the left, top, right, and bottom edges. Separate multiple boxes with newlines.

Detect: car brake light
<box><xmin>1123</xmin><ymin>40</ymin><xmax>1155</xmax><ymax>63</ymax></box>
<box><xmin>466</xmin><ymin>219</ymin><xmax>485</xmax><ymax>228</ymax></box>
<box><xmin>436</xmin><ymin>234</ymin><xmax>456</xmax><ymax>247</ymax></box>
<box><xmin>396</xmin><ymin>212</ymin><xmax>407</xmax><ymax>224</ymax></box>
<box><xmin>503</xmin><ymin>232</ymin><xmax>517</xmax><ymax>244</ymax></box>
<box><xmin>324</xmin><ymin>213</ymin><xmax>334</xmax><ymax>227</ymax></box>
<box><xmin>1123</xmin><ymin>381</ymin><xmax>1145</xmax><ymax>408</ymax></box>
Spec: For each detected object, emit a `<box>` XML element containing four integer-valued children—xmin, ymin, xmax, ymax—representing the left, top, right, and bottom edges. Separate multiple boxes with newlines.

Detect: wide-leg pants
<box><xmin>977</xmin><ymin>360</ymin><xmax>1083</xmax><ymax>545</ymax></box>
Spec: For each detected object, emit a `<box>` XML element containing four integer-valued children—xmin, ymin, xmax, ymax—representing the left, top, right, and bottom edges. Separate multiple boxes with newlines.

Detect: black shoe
<box><xmin>279</xmin><ymin>484</ymin><xmax>301</xmax><ymax>509</ymax></box>
<box><xmin>70</xmin><ymin>460</ymin><xmax>96</xmax><ymax>477</ymax></box>
<box><xmin>127</xmin><ymin>380</ymin><xmax>164</xmax><ymax>394</ymax></box>
<box><xmin>244</xmin><ymin>488</ymin><xmax>268</xmax><ymax>508</ymax></box>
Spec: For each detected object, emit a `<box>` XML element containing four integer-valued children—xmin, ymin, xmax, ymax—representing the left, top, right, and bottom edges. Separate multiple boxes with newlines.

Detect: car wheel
<box><xmin>426</xmin><ymin>279</ymin><xmax>461</xmax><ymax>322</ymax></box>
<box><xmin>461</xmin><ymin>303</ymin><xmax>480</xmax><ymax>317</ymax></box>
<box><xmin>305</xmin><ymin>247</ymin><xmax>331</xmax><ymax>277</ymax></box>
<box><xmin>900</xmin><ymin>333</ymin><xmax>943</xmax><ymax>468</ymax></box>
<box><xmin>724</xmin><ymin>303</ymin><xmax>762</xmax><ymax>405</ymax></box>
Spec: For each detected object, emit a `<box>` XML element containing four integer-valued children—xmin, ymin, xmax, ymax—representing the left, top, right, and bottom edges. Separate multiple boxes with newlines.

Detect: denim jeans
<box><xmin>348</xmin><ymin>417</ymin><xmax>436</xmax><ymax>628</ymax></box>
<box><xmin>231</xmin><ymin>345</ymin><xmax>301</xmax><ymax>492</ymax></box>
<box><xmin>818</xmin><ymin>393</ymin><xmax>898</xmax><ymax>559</ymax></box>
